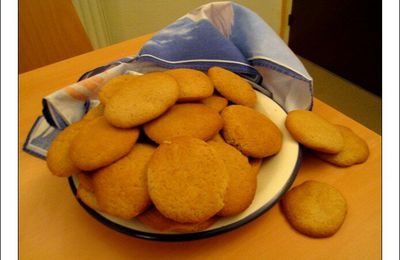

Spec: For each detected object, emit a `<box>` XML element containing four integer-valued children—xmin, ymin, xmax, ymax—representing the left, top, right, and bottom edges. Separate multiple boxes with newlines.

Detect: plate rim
<box><xmin>68</xmin><ymin>89</ymin><xmax>302</xmax><ymax>242</ymax></box>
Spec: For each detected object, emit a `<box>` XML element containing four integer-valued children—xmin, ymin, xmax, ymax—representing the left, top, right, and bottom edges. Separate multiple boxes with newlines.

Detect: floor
<box><xmin>299</xmin><ymin>57</ymin><xmax>382</xmax><ymax>135</ymax></box>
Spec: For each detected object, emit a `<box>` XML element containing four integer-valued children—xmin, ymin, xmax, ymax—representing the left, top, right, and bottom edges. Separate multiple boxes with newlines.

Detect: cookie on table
<box><xmin>315</xmin><ymin>125</ymin><xmax>369</xmax><ymax>167</ymax></box>
<box><xmin>70</xmin><ymin>116</ymin><xmax>139</xmax><ymax>171</ymax></box>
<box><xmin>143</xmin><ymin>103</ymin><xmax>223</xmax><ymax>144</ymax></box>
<box><xmin>200</xmin><ymin>95</ymin><xmax>228</xmax><ymax>112</ymax></box>
<box><xmin>82</xmin><ymin>104</ymin><xmax>104</xmax><ymax>121</ymax></box>
<box><xmin>165</xmin><ymin>68</ymin><xmax>214</xmax><ymax>102</ymax></box>
<box><xmin>46</xmin><ymin>120</ymin><xmax>87</xmax><ymax>177</ymax></box>
<box><xmin>221</xmin><ymin>105</ymin><xmax>282</xmax><ymax>158</ymax></box>
<box><xmin>98</xmin><ymin>74</ymin><xmax>139</xmax><ymax>105</ymax></box>
<box><xmin>147</xmin><ymin>136</ymin><xmax>228</xmax><ymax>223</ymax></box>
<box><xmin>104</xmin><ymin>72</ymin><xmax>179</xmax><ymax>128</ymax></box>
<box><xmin>280</xmin><ymin>180</ymin><xmax>347</xmax><ymax>238</ymax></box>
<box><xmin>92</xmin><ymin>143</ymin><xmax>156</xmax><ymax>219</ymax></box>
<box><xmin>208</xmin><ymin>140</ymin><xmax>256</xmax><ymax>217</ymax></box>
<box><xmin>137</xmin><ymin>207</ymin><xmax>217</xmax><ymax>233</ymax></box>
<box><xmin>285</xmin><ymin>110</ymin><xmax>344</xmax><ymax>154</ymax></box>
<box><xmin>208</xmin><ymin>66</ymin><xmax>257</xmax><ymax>107</ymax></box>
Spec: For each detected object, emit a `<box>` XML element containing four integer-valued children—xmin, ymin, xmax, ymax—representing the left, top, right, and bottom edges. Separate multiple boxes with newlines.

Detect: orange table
<box><xmin>19</xmin><ymin>33</ymin><xmax>381</xmax><ymax>260</ymax></box>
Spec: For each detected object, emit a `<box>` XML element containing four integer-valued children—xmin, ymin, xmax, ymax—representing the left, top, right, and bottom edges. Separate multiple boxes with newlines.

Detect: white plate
<box><xmin>69</xmin><ymin>89</ymin><xmax>301</xmax><ymax>241</ymax></box>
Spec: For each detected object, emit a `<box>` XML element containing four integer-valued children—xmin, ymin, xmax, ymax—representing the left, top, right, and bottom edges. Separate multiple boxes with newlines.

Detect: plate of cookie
<box><xmin>47</xmin><ymin>67</ymin><xmax>301</xmax><ymax>241</ymax></box>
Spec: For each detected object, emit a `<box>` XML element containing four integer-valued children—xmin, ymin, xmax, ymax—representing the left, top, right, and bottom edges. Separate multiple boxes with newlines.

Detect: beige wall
<box><xmin>73</xmin><ymin>0</ymin><xmax>289</xmax><ymax>49</ymax></box>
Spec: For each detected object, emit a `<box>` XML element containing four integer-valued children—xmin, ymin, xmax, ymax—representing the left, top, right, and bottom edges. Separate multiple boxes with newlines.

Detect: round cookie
<box><xmin>165</xmin><ymin>68</ymin><xmax>214</xmax><ymax>102</ymax></box>
<box><xmin>137</xmin><ymin>207</ymin><xmax>217</xmax><ymax>233</ymax></box>
<box><xmin>280</xmin><ymin>180</ymin><xmax>347</xmax><ymax>238</ymax></box>
<box><xmin>76</xmin><ymin>184</ymin><xmax>101</xmax><ymax>211</ymax></box>
<box><xmin>98</xmin><ymin>74</ymin><xmax>139</xmax><ymax>105</ymax></box>
<box><xmin>209</xmin><ymin>132</ymin><xmax>226</xmax><ymax>143</ymax></box>
<box><xmin>147</xmin><ymin>136</ymin><xmax>228</xmax><ymax>223</ymax></box>
<box><xmin>70</xmin><ymin>116</ymin><xmax>139</xmax><ymax>171</ymax></box>
<box><xmin>285</xmin><ymin>110</ymin><xmax>344</xmax><ymax>154</ymax></box>
<box><xmin>92</xmin><ymin>143</ymin><xmax>156</xmax><ymax>219</ymax></box>
<box><xmin>221</xmin><ymin>105</ymin><xmax>282</xmax><ymax>158</ymax></box>
<box><xmin>46</xmin><ymin>120</ymin><xmax>87</xmax><ymax>177</ymax></box>
<box><xmin>208</xmin><ymin>66</ymin><xmax>256</xmax><ymax>107</ymax></box>
<box><xmin>104</xmin><ymin>72</ymin><xmax>179</xmax><ymax>128</ymax></box>
<box><xmin>77</xmin><ymin>172</ymin><xmax>94</xmax><ymax>192</ymax></box>
<box><xmin>143</xmin><ymin>103</ymin><xmax>223</xmax><ymax>144</ymax></box>
<box><xmin>200</xmin><ymin>95</ymin><xmax>228</xmax><ymax>112</ymax></box>
<box><xmin>249</xmin><ymin>158</ymin><xmax>263</xmax><ymax>175</ymax></box>
<box><xmin>82</xmin><ymin>104</ymin><xmax>104</xmax><ymax>121</ymax></box>
<box><xmin>208</xmin><ymin>140</ymin><xmax>256</xmax><ymax>217</ymax></box>
<box><xmin>316</xmin><ymin>125</ymin><xmax>369</xmax><ymax>167</ymax></box>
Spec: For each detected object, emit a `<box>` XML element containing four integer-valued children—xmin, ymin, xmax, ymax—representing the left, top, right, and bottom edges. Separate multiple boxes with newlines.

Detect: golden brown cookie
<box><xmin>92</xmin><ymin>143</ymin><xmax>156</xmax><ymax>219</ymax></box>
<box><xmin>76</xmin><ymin>184</ymin><xmax>101</xmax><ymax>211</ymax></box>
<box><xmin>98</xmin><ymin>74</ymin><xmax>139</xmax><ymax>105</ymax></box>
<box><xmin>209</xmin><ymin>132</ymin><xmax>226</xmax><ymax>143</ymax></box>
<box><xmin>249</xmin><ymin>158</ymin><xmax>263</xmax><ymax>175</ymax></box>
<box><xmin>46</xmin><ymin>120</ymin><xmax>87</xmax><ymax>177</ymax></box>
<box><xmin>285</xmin><ymin>110</ymin><xmax>344</xmax><ymax>154</ymax></box>
<box><xmin>315</xmin><ymin>125</ymin><xmax>369</xmax><ymax>167</ymax></box>
<box><xmin>69</xmin><ymin>116</ymin><xmax>139</xmax><ymax>171</ymax></box>
<box><xmin>208</xmin><ymin>66</ymin><xmax>256</xmax><ymax>107</ymax></box>
<box><xmin>147</xmin><ymin>136</ymin><xmax>228</xmax><ymax>223</ymax></box>
<box><xmin>104</xmin><ymin>72</ymin><xmax>179</xmax><ymax>128</ymax></box>
<box><xmin>82</xmin><ymin>104</ymin><xmax>104</xmax><ymax>121</ymax></box>
<box><xmin>137</xmin><ymin>207</ymin><xmax>217</xmax><ymax>233</ymax></box>
<box><xmin>77</xmin><ymin>172</ymin><xmax>94</xmax><ymax>192</ymax></box>
<box><xmin>165</xmin><ymin>68</ymin><xmax>214</xmax><ymax>102</ymax></box>
<box><xmin>208</xmin><ymin>140</ymin><xmax>256</xmax><ymax>217</ymax></box>
<box><xmin>280</xmin><ymin>181</ymin><xmax>347</xmax><ymax>238</ymax></box>
<box><xmin>143</xmin><ymin>103</ymin><xmax>223</xmax><ymax>144</ymax></box>
<box><xmin>221</xmin><ymin>105</ymin><xmax>282</xmax><ymax>158</ymax></box>
<box><xmin>200</xmin><ymin>95</ymin><xmax>228</xmax><ymax>112</ymax></box>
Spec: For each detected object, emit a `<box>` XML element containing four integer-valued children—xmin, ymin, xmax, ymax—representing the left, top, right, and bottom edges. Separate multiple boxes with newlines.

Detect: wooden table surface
<box><xmin>19</xmin><ymin>33</ymin><xmax>381</xmax><ymax>260</ymax></box>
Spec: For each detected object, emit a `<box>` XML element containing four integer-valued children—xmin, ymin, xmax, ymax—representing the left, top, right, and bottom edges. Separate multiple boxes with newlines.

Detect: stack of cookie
<box><xmin>46</xmin><ymin>67</ymin><xmax>283</xmax><ymax>232</ymax></box>
<box><xmin>285</xmin><ymin>110</ymin><xmax>369</xmax><ymax>167</ymax></box>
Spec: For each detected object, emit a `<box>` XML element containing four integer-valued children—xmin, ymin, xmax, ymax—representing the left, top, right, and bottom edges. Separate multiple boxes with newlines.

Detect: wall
<box><xmin>73</xmin><ymin>0</ymin><xmax>288</xmax><ymax>49</ymax></box>
<box><xmin>19</xmin><ymin>0</ymin><xmax>93</xmax><ymax>73</ymax></box>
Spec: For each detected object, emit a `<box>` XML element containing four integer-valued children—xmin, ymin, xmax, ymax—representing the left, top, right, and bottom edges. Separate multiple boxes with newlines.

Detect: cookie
<box><xmin>92</xmin><ymin>143</ymin><xmax>155</xmax><ymax>219</ymax></box>
<box><xmin>165</xmin><ymin>68</ymin><xmax>214</xmax><ymax>102</ymax></box>
<box><xmin>76</xmin><ymin>184</ymin><xmax>101</xmax><ymax>211</ymax></box>
<box><xmin>143</xmin><ymin>103</ymin><xmax>223</xmax><ymax>144</ymax></box>
<box><xmin>249</xmin><ymin>158</ymin><xmax>263</xmax><ymax>175</ymax></box>
<box><xmin>209</xmin><ymin>132</ymin><xmax>226</xmax><ymax>143</ymax></box>
<box><xmin>82</xmin><ymin>104</ymin><xmax>104</xmax><ymax>121</ymax></box>
<box><xmin>280</xmin><ymin>180</ymin><xmax>347</xmax><ymax>238</ymax></box>
<box><xmin>200</xmin><ymin>95</ymin><xmax>228</xmax><ymax>112</ymax></box>
<box><xmin>208</xmin><ymin>140</ymin><xmax>256</xmax><ymax>217</ymax></box>
<box><xmin>137</xmin><ymin>207</ymin><xmax>217</xmax><ymax>233</ymax></box>
<box><xmin>208</xmin><ymin>66</ymin><xmax>256</xmax><ymax>107</ymax></box>
<box><xmin>147</xmin><ymin>136</ymin><xmax>228</xmax><ymax>223</ymax></box>
<box><xmin>70</xmin><ymin>116</ymin><xmax>139</xmax><ymax>171</ymax></box>
<box><xmin>221</xmin><ymin>105</ymin><xmax>282</xmax><ymax>158</ymax></box>
<box><xmin>77</xmin><ymin>172</ymin><xmax>94</xmax><ymax>192</ymax></box>
<box><xmin>104</xmin><ymin>72</ymin><xmax>179</xmax><ymax>128</ymax></box>
<box><xmin>315</xmin><ymin>125</ymin><xmax>369</xmax><ymax>167</ymax></box>
<box><xmin>46</xmin><ymin>120</ymin><xmax>87</xmax><ymax>177</ymax></box>
<box><xmin>98</xmin><ymin>74</ymin><xmax>139</xmax><ymax>105</ymax></box>
<box><xmin>285</xmin><ymin>110</ymin><xmax>344</xmax><ymax>154</ymax></box>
